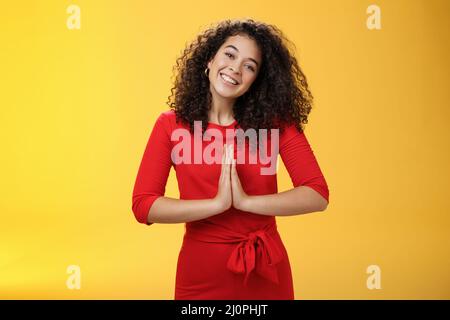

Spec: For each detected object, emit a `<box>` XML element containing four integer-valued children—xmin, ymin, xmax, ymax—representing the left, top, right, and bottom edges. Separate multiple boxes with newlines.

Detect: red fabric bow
<box><xmin>184</xmin><ymin>222</ymin><xmax>284</xmax><ymax>286</ymax></box>
<box><xmin>226</xmin><ymin>228</ymin><xmax>284</xmax><ymax>286</ymax></box>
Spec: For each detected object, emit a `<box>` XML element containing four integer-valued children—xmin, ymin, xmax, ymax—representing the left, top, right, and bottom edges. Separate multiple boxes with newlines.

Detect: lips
<box><xmin>219</xmin><ymin>72</ymin><xmax>240</xmax><ymax>85</ymax></box>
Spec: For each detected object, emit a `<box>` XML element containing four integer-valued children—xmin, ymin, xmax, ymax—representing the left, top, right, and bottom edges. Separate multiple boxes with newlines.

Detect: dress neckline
<box><xmin>207</xmin><ymin>119</ymin><xmax>238</xmax><ymax>128</ymax></box>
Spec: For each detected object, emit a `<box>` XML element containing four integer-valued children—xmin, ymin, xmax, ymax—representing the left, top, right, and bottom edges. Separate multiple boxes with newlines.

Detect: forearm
<box><xmin>241</xmin><ymin>186</ymin><xmax>328</xmax><ymax>216</ymax></box>
<box><xmin>147</xmin><ymin>196</ymin><xmax>223</xmax><ymax>224</ymax></box>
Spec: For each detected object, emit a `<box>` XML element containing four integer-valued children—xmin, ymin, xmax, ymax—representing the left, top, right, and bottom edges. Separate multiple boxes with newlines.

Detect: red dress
<box><xmin>132</xmin><ymin>110</ymin><xmax>329</xmax><ymax>300</ymax></box>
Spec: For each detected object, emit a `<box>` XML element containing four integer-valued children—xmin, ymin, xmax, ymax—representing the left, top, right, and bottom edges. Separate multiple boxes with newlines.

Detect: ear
<box><xmin>207</xmin><ymin>59</ymin><xmax>214</xmax><ymax>70</ymax></box>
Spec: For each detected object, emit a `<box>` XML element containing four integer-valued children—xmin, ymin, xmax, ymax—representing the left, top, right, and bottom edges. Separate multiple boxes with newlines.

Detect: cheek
<box><xmin>242</xmin><ymin>74</ymin><xmax>257</xmax><ymax>86</ymax></box>
<box><xmin>214</xmin><ymin>59</ymin><xmax>228</xmax><ymax>70</ymax></box>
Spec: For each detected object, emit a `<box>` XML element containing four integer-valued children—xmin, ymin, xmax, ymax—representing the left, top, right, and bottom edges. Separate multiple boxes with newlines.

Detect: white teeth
<box><xmin>220</xmin><ymin>73</ymin><xmax>237</xmax><ymax>85</ymax></box>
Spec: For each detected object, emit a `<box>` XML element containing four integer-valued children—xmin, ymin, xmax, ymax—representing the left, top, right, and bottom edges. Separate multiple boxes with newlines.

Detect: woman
<box><xmin>132</xmin><ymin>18</ymin><xmax>329</xmax><ymax>300</ymax></box>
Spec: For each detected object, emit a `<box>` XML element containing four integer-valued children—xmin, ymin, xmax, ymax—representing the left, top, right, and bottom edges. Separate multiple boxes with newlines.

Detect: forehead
<box><xmin>220</xmin><ymin>34</ymin><xmax>261</xmax><ymax>61</ymax></box>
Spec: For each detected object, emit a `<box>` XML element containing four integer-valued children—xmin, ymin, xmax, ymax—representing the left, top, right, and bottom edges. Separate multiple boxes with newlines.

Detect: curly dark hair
<box><xmin>166</xmin><ymin>18</ymin><xmax>314</xmax><ymax>141</ymax></box>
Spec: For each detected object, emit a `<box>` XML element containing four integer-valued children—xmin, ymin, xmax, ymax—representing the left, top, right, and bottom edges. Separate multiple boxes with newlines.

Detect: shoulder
<box><xmin>155</xmin><ymin>109</ymin><xmax>190</xmax><ymax>133</ymax></box>
<box><xmin>160</xmin><ymin>109</ymin><xmax>176</xmax><ymax>119</ymax></box>
<box><xmin>155</xmin><ymin>109</ymin><xmax>176</xmax><ymax>129</ymax></box>
<box><xmin>278</xmin><ymin>122</ymin><xmax>305</xmax><ymax>144</ymax></box>
<box><xmin>157</xmin><ymin>109</ymin><xmax>176</xmax><ymax>123</ymax></box>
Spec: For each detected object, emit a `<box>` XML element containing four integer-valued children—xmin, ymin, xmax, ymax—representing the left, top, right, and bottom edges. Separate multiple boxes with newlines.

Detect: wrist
<box><xmin>212</xmin><ymin>196</ymin><xmax>227</xmax><ymax>214</ymax></box>
<box><xmin>237</xmin><ymin>195</ymin><xmax>252</xmax><ymax>212</ymax></box>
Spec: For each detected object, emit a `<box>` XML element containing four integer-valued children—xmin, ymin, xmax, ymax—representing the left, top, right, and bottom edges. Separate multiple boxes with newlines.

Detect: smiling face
<box><xmin>207</xmin><ymin>34</ymin><xmax>262</xmax><ymax>100</ymax></box>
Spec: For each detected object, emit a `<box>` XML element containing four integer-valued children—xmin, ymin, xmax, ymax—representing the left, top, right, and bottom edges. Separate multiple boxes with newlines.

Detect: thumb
<box><xmin>231</xmin><ymin>157</ymin><xmax>238</xmax><ymax>181</ymax></box>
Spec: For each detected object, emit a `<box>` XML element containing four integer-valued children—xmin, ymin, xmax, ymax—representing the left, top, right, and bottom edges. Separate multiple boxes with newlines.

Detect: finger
<box><xmin>231</xmin><ymin>159</ymin><xmax>236</xmax><ymax>183</ymax></box>
<box><xmin>220</xmin><ymin>144</ymin><xmax>224</xmax><ymax>169</ymax></box>
<box><xmin>225</xmin><ymin>144</ymin><xmax>228</xmax><ymax>164</ymax></box>
<box><xmin>231</xmin><ymin>158</ymin><xmax>239</xmax><ymax>187</ymax></box>
<box><xmin>223</xmin><ymin>143</ymin><xmax>226</xmax><ymax>164</ymax></box>
<box><xmin>230</xmin><ymin>144</ymin><xmax>234</xmax><ymax>165</ymax></box>
<box><xmin>225</xmin><ymin>145</ymin><xmax>231</xmax><ymax>177</ymax></box>
<box><xmin>230</xmin><ymin>144</ymin><xmax>234</xmax><ymax>162</ymax></box>
<box><xmin>222</xmin><ymin>144</ymin><xmax>229</xmax><ymax>180</ymax></box>
<box><xmin>220</xmin><ymin>144</ymin><xmax>226</xmax><ymax>180</ymax></box>
<box><xmin>229</xmin><ymin>145</ymin><xmax>234</xmax><ymax>170</ymax></box>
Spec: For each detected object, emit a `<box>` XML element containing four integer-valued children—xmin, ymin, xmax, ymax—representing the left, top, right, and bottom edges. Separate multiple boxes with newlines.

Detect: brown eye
<box><xmin>225</xmin><ymin>52</ymin><xmax>255</xmax><ymax>72</ymax></box>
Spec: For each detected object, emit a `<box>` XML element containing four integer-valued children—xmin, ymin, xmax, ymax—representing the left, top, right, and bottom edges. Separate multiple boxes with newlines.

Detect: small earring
<box><xmin>204</xmin><ymin>67</ymin><xmax>210</xmax><ymax>77</ymax></box>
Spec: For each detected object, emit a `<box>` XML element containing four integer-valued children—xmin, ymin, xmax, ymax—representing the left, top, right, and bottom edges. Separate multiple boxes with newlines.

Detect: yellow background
<box><xmin>1</xmin><ymin>0</ymin><xmax>449</xmax><ymax>299</ymax></box>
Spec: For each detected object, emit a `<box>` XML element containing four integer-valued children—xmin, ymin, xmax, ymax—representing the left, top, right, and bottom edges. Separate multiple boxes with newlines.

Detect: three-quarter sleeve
<box><xmin>132</xmin><ymin>112</ymin><xmax>173</xmax><ymax>225</ymax></box>
<box><xmin>278</xmin><ymin>124</ymin><xmax>329</xmax><ymax>203</ymax></box>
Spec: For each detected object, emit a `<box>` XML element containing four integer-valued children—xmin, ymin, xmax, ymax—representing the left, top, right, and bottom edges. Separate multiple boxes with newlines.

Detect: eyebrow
<box><xmin>224</xmin><ymin>45</ymin><xmax>259</xmax><ymax>66</ymax></box>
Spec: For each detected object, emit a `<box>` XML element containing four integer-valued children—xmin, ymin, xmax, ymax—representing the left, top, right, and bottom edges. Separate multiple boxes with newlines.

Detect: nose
<box><xmin>228</xmin><ymin>65</ymin><xmax>240</xmax><ymax>75</ymax></box>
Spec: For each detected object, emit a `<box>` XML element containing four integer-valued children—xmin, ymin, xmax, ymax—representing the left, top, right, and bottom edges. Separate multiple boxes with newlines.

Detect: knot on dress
<box><xmin>226</xmin><ymin>228</ymin><xmax>284</xmax><ymax>286</ymax></box>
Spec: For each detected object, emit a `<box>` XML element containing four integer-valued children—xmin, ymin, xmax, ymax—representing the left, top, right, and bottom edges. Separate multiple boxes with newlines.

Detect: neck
<box><xmin>208</xmin><ymin>99</ymin><xmax>235</xmax><ymax>124</ymax></box>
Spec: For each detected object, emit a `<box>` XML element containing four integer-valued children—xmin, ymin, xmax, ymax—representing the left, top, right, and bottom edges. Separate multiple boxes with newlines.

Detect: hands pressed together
<box><xmin>214</xmin><ymin>143</ymin><xmax>249</xmax><ymax>212</ymax></box>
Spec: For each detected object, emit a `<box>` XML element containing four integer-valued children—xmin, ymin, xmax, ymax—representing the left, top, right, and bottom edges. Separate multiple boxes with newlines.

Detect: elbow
<box><xmin>131</xmin><ymin>199</ymin><xmax>149</xmax><ymax>225</ymax></box>
<box><xmin>317</xmin><ymin>192</ymin><xmax>329</xmax><ymax>212</ymax></box>
<box><xmin>313</xmin><ymin>189</ymin><xmax>329</xmax><ymax>212</ymax></box>
<box><xmin>297</xmin><ymin>180</ymin><xmax>329</xmax><ymax>213</ymax></box>
<box><xmin>318</xmin><ymin>200</ymin><xmax>329</xmax><ymax>212</ymax></box>
<box><xmin>303</xmin><ymin>185</ymin><xmax>329</xmax><ymax>212</ymax></box>
<box><xmin>317</xmin><ymin>186</ymin><xmax>329</xmax><ymax>212</ymax></box>
<box><xmin>132</xmin><ymin>194</ymin><xmax>159</xmax><ymax>225</ymax></box>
